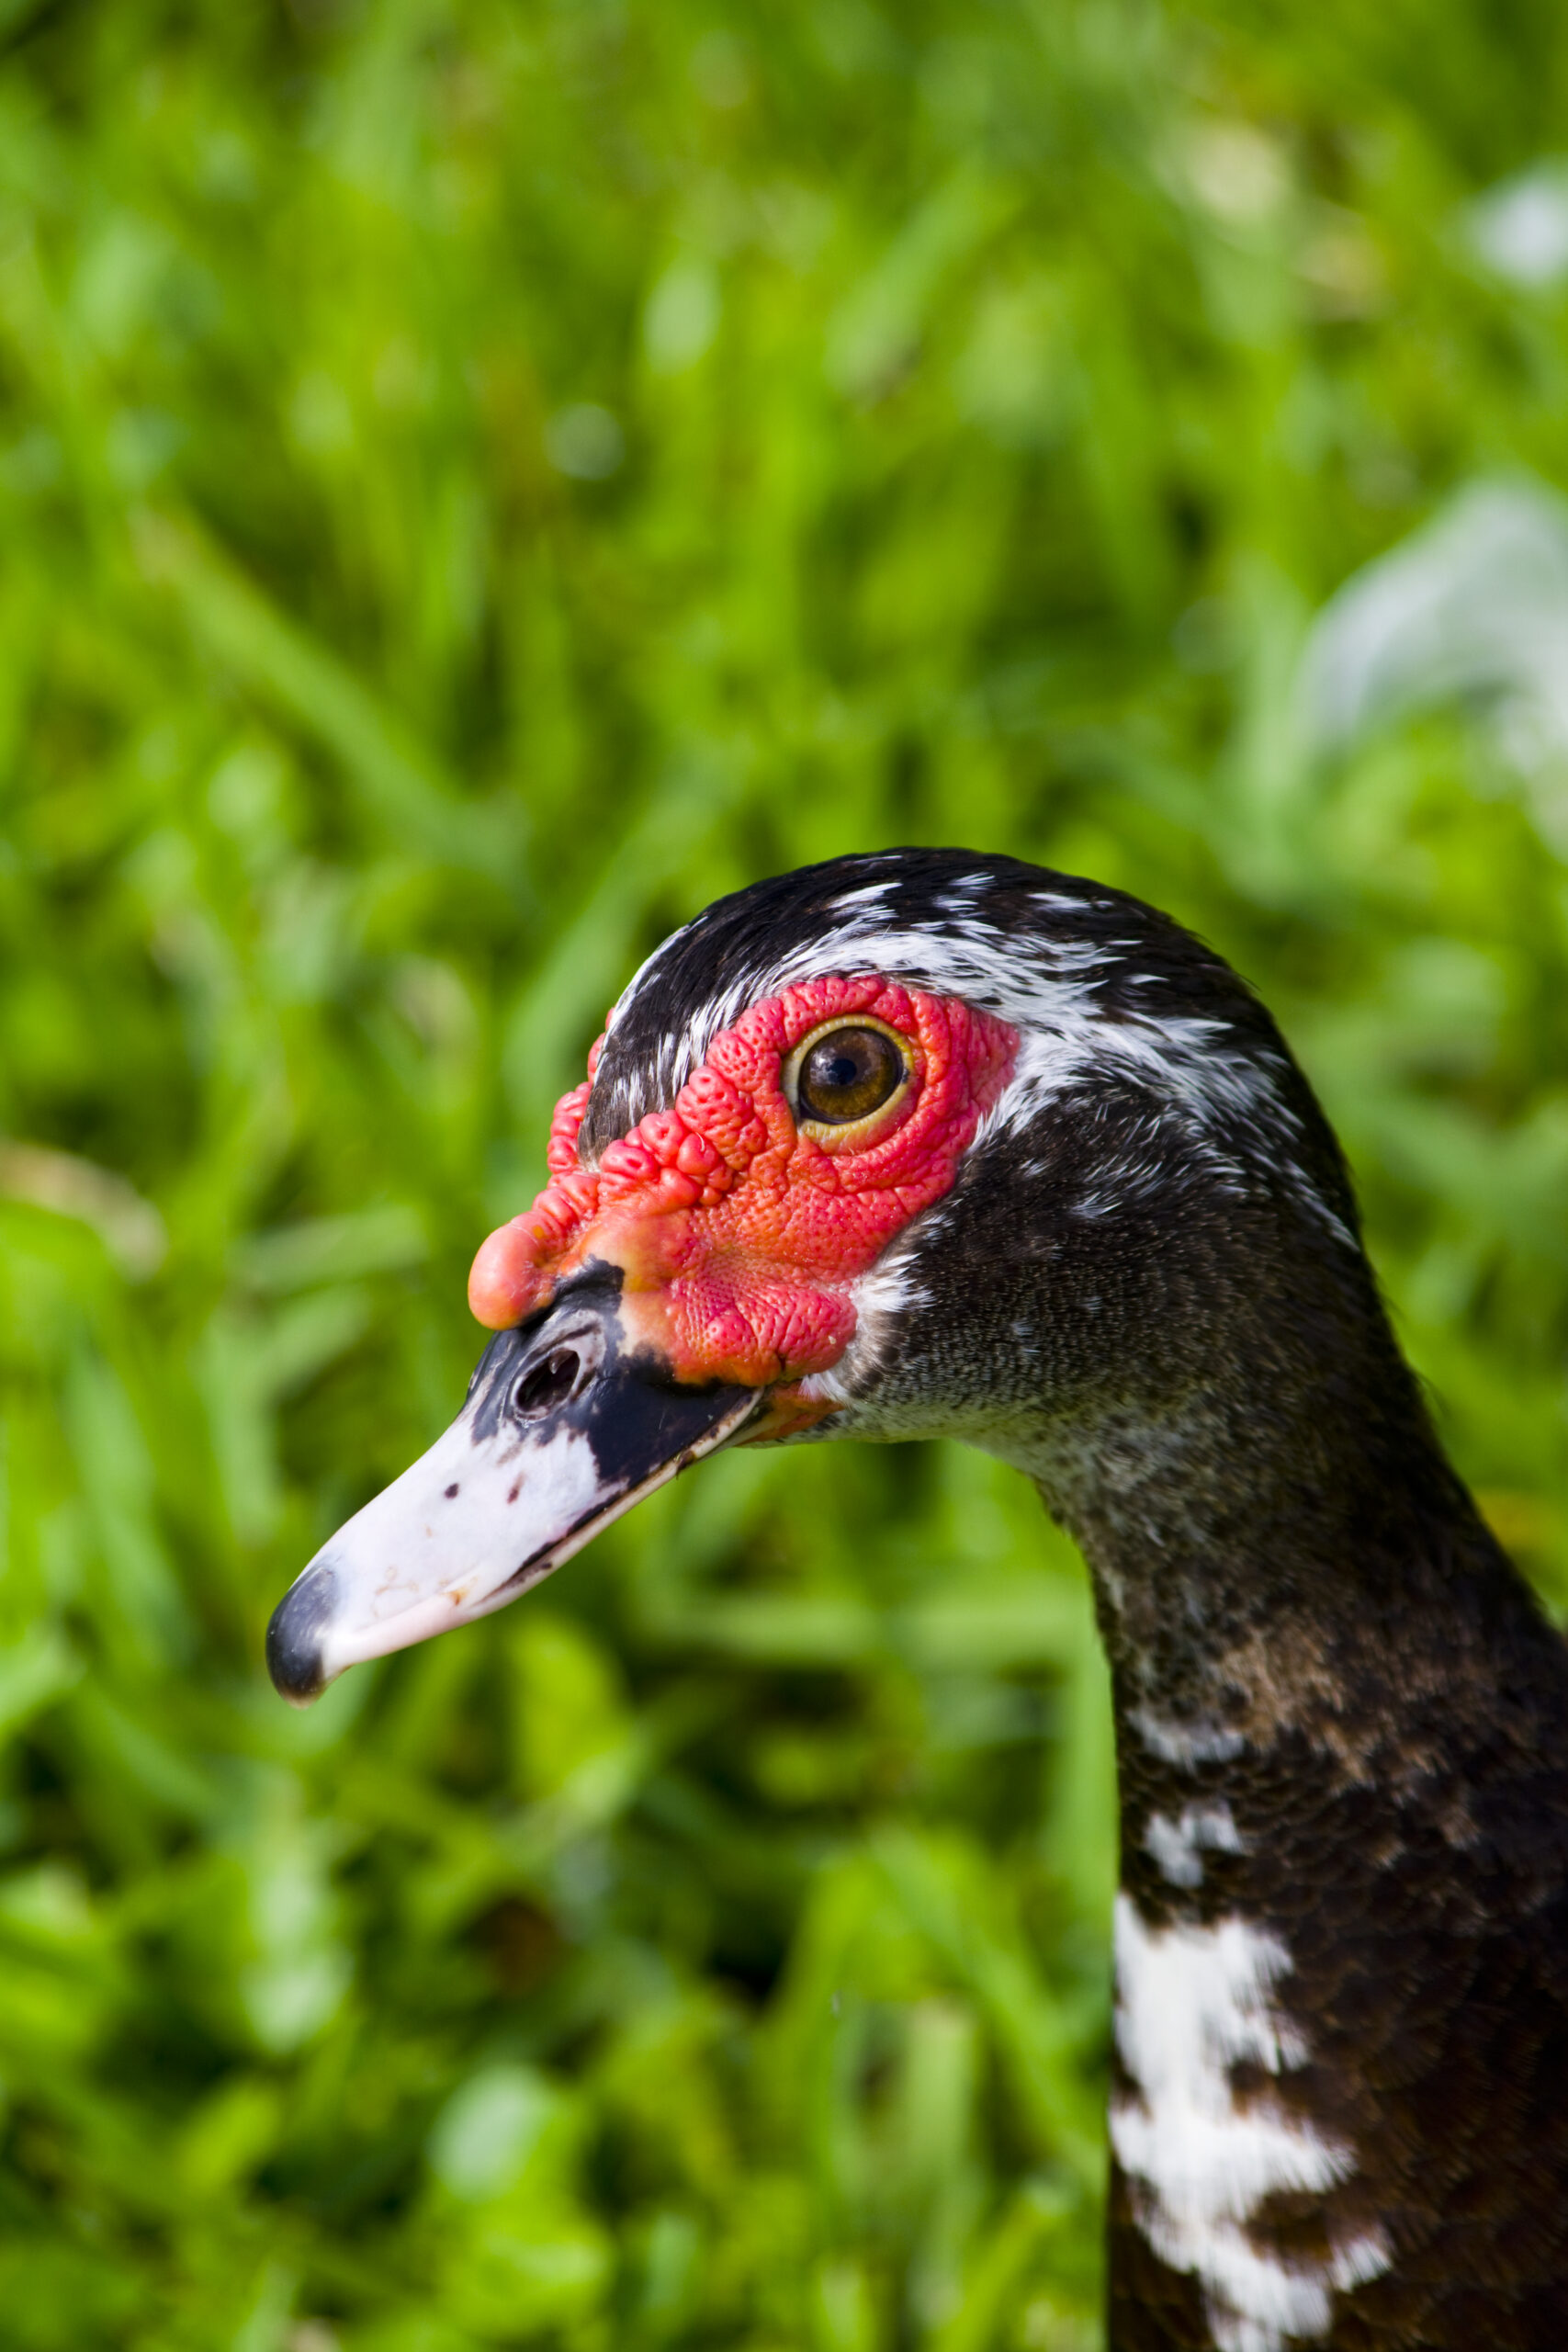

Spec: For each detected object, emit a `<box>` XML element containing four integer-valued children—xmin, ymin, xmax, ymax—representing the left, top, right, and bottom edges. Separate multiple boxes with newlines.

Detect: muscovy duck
<box><xmin>268</xmin><ymin>850</ymin><xmax>1568</xmax><ymax>2350</ymax></box>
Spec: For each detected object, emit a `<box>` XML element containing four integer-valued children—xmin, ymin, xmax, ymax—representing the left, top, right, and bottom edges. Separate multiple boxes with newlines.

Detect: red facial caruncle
<box><xmin>468</xmin><ymin>976</ymin><xmax>1018</xmax><ymax>1398</ymax></box>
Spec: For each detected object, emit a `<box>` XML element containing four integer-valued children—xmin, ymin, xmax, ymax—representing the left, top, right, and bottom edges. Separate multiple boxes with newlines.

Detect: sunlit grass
<box><xmin>0</xmin><ymin>3</ymin><xmax>1565</xmax><ymax>2345</ymax></box>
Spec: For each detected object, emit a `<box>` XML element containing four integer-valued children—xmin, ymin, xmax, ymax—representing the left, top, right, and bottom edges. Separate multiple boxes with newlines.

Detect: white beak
<box><xmin>265</xmin><ymin>1278</ymin><xmax>758</xmax><ymax>1701</ymax></box>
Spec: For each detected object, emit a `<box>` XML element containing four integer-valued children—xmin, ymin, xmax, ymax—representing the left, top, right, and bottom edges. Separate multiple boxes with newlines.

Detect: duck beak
<box><xmin>265</xmin><ymin>1274</ymin><xmax>759</xmax><ymax>1702</ymax></box>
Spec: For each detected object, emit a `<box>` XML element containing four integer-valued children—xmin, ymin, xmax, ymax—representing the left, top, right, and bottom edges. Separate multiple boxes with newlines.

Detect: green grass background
<box><xmin>1</xmin><ymin>2</ymin><xmax>1566</xmax><ymax>2345</ymax></box>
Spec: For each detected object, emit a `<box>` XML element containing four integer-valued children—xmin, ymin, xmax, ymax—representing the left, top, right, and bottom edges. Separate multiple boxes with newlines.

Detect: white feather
<box><xmin>1111</xmin><ymin>1896</ymin><xmax>1390</xmax><ymax>2351</ymax></box>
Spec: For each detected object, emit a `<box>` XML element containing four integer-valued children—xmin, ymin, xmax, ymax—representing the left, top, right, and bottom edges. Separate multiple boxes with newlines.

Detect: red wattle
<box><xmin>468</xmin><ymin>976</ymin><xmax>1017</xmax><ymax>1388</ymax></box>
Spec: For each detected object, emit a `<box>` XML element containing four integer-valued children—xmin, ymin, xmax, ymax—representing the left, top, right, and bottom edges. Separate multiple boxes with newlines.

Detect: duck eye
<box><xmin>795</xmin><ymin>1024</ymin><xmax>906</xmax><ymax>1126</ymax></box>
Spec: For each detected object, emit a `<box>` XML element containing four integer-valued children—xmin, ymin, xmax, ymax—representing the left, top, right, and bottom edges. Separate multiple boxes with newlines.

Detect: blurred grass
<box><xmin>0</xmin><ymin>1</ymin><xmax>1566</xmax><ymax>2346</ymax></box>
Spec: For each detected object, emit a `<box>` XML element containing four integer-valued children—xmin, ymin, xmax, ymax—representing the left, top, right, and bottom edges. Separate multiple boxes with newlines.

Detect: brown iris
<box><xmin>795</xmin><ymin>1023</ymin><xmax>907</xmax><ymax>1125</ymax></box>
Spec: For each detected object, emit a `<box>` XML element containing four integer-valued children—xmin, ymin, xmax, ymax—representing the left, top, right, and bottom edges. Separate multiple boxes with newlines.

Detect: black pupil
<box><xmin>797</xmin><ymin>1026</ymin><xmax>903</xmax><ymax>1125</ymax></box>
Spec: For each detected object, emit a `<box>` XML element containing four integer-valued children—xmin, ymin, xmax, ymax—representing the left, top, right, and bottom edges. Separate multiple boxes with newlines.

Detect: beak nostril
<box><xmin>510</xmin><ymin>1347</ymin><xmax>582</xmax><ymax>1419</ymax></box>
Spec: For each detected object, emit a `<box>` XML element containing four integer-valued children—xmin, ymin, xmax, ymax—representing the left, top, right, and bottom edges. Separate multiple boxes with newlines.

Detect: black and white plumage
<box><xmin>271</xmin><ymin>848</ymin><xmax>1568</xmax><ymax>2349</ymax></box>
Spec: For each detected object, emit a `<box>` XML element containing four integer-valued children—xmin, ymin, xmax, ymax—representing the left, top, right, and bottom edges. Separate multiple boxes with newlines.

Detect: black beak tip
<box><xmin>265</xmin><ymin>1560</ymin><xmax>337</xmax><ymax>1704</ymax></box>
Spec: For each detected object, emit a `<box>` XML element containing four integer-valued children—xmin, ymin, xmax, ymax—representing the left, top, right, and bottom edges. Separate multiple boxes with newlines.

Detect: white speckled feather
<box><xmin>1111</xmin><ymin>1895</ymin><xmax>1390</xmax><ymax>2351</ymax></box>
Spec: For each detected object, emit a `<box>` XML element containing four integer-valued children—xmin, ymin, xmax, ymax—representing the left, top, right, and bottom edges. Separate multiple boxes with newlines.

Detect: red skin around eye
<box><xmin>468</xmin><ymin>976</ymin><xmax>1018</xmax><ymax>1392</ymax></box>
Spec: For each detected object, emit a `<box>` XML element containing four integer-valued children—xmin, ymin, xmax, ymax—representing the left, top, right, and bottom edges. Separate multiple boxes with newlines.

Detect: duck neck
<box><xmin>1010</xmin><ymin>1294</ymin><xmax>1536</xmax><ymax>1888</ymax></box>
<box><xmin>1009</xmin><ymin>1295</ymin><xmax>1568</xmax><ymax>2346</ymax></box>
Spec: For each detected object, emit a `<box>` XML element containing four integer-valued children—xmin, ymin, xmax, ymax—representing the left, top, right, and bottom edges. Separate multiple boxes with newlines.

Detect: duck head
<box><xmin>266</xmin><ymin>847</ymin><xmax>1364</xmax><ymax>1702</ymax></box>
